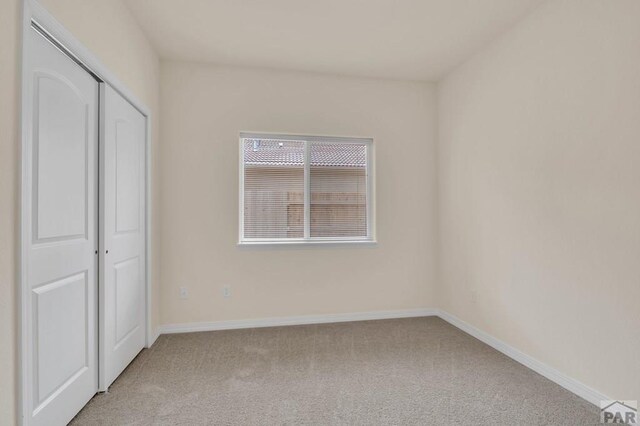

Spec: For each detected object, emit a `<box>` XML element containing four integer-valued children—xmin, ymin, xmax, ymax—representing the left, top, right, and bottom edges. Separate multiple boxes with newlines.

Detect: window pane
<box><xmin>310</xmin><ymin>143</ymin><xmax>367</xmax><ymax>238</ymax></box>
<box><xmin>243</xmin><ymin>139</ymin><xmax>304</xmax><ymax>238</ymax></box>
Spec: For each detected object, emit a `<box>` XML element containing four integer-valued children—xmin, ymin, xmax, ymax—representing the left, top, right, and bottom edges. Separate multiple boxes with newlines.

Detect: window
<box><xmin>239</xmin><ymin>133</ymin><xmax>374</xmax><ymax>245</ymax></box>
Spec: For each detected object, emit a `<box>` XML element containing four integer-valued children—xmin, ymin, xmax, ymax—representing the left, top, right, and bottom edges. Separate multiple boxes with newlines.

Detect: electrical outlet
<box><xmin>179</xmin><ymin>286</ymin><xmax>188</xmax><ymax>299</ymax></box>
<box><xmin>223</xmin><ymin>285</ymin><xmax>231</xmax><ymax>299</ymax></box>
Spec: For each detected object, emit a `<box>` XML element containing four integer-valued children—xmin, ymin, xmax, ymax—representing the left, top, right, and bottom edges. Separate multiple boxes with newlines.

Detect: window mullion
<box><xmin>304</xmin><ymin>141</ymin><xmax>311</xmax><ymax>239</ymax></box>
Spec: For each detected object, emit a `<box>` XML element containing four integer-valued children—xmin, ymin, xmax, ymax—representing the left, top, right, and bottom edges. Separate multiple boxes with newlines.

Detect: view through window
<box><xmin>240</xmin><ymin>134</ymin><xmax>373</xmax><ymax>243</ymax></box>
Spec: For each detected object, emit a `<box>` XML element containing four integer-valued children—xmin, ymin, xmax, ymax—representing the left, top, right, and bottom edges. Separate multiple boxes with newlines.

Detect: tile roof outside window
<box><xmin>244</xmin><ymin>139</ymin><xmax>366</xmax><ymax>168</ymax></box>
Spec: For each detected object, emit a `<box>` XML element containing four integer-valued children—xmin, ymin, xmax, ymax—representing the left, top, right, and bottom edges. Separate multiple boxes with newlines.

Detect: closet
<box><xmin>22</xmin><ymin>23</ymin><xmax>147</xmax><ymax>426</ymax></box>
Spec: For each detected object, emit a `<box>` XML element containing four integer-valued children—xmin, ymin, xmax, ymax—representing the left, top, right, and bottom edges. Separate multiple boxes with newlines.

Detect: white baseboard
<box><xmin>437</xmin><ymin>310</ymin><xmax>608</xmax><ymax>406</ymax></box>
<box><xmin>159</xmin><ymin>308</ymin><xmax>437</xmax><ymax>334</ymax></box>
<box><xmin>157</xmin><ymin>307</ymin><xmax>608</xmax><ymax>407</ymax></box>
<box><xmin>147</xmin><ymin>326</ymin><xmax>161</xmax><ymax>348</ymax></box>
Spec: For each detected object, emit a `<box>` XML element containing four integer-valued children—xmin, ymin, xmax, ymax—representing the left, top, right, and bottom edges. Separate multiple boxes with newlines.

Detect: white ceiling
<box><xmin>125</xmin><ymin>0</ymin><xmax>545</xmax><ymax>81</ymax></box>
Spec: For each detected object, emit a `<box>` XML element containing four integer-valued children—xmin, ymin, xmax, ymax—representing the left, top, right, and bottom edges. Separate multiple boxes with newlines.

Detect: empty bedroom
<box><xmin>0</xmin><ymin>0</ymin><xmax>638</xmax><ymax>424</ymax></box>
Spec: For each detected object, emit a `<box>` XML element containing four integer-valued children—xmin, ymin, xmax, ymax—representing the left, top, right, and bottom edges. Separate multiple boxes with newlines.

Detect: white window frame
<box><xmin>239</xmin><ymin>132</ymin><xmax>376</xmax><ymax>246</ymax></box>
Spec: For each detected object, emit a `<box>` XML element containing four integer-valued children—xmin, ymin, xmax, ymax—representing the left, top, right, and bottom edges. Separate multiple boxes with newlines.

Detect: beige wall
<box><xmin>0</xmin><ymin>1</ymin><xmax>160</xmax><ymax>424</ymax></box>
<box><xmin>437</xmin><ymin>0</ymin><xmax>640</xmax><ymax>401</ymax></box>
<box><xmin>159</xmin><ymin>62</ymin><xmax>437</xmax><ymax>325</ymax></box>
<box><xmin>0</xmin><ymin>0</ymin><xmax>21</xmax><ymax>423</ymax></box>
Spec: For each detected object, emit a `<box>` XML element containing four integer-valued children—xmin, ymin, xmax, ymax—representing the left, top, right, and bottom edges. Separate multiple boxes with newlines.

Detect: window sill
<box><xmin>237</xmin><ymin>240</ymin><xmax>378</xmax><ymax>249</ymax></box>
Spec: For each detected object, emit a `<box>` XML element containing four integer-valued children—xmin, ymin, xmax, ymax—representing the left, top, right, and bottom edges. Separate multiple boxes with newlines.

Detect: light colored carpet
<box><xmin>70</xmin><ymin>317</ymin><xmax>598</xmax><ymax>425</ymax></box>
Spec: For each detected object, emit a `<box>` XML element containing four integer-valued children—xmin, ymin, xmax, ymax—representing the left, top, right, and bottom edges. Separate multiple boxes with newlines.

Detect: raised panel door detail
<box><xmin>33</xmin><ymin>272</ymin><xmax>88</xmax><ymax>407</ymax></box>
<box><xmin>115</xmin><ymin>120</ymin><xmax>140</xmax><ymax>234</ymax></box>
<box><xmin>34</xmin><ymin>74</ymin><xmax>88</xmax><ymax>242</ymax></box>
<box><xmin>114</xmin><ymin>257</ymin><xmax>140</xmax><ymax>346</ymax></box>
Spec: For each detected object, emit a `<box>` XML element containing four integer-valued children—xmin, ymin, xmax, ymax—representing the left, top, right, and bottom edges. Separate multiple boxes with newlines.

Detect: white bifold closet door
<box><xmin>24</xmin><ymin>26</ymin><xmax>99</xmax><ymax>426</ymax></box>
<box><xmin>99</xmin><ymin>84</ymin><xmax>147</xmax><ymax>390</ymax></box>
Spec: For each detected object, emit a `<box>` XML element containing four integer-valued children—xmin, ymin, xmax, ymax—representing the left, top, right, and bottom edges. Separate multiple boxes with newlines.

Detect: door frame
<box><xmin>19</xmin><ymin>0</ymin><xmax>154</xmax><ymax>423</ymax></box>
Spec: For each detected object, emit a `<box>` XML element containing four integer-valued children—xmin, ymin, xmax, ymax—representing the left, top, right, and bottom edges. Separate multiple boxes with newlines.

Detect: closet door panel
<box><xmin>100</xmin><ymin>84</ymin><xmax>147</xmax><ymax>390</ymax></box>
<box><xmin>25</xmin><ymin>26</ymin><xmax>99</xmax><ymax>426</ymax></box>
